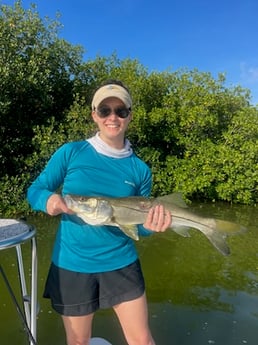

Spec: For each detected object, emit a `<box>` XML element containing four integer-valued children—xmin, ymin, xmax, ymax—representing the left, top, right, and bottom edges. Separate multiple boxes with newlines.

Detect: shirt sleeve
<box><xmin>136</xmin><ymin>162</ymin><xmax>155</xmax><ymax>237</ymax></box>
<box><xmin>27</xmin><ymin>143</ymin><xmax>70</xmax><ymax>212</ymax></box>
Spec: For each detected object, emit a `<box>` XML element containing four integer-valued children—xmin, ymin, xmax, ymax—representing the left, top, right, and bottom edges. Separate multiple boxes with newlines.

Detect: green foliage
<box><xmin>0</xmin><ymin>1</ymin><xmax>84</xmax><ymax>177</ymax></box>
<box><xmin>25</xmin><ymin>96</ymin><xmax>95</xmax><ymax>178</ymax></box>
<box><xmin>0</xmin><ymin>1</ymin><xmax>257</xmax><ymax>216</ymax></box>
<box><xmin>0</xmin><ymin>173</ymin><xmax>31</xmax><ymax>216</ymax></box>
<box><xmin>129</xmin><ymin>69</ymin><xmax>257</xmax><ymax>204</ymax></box>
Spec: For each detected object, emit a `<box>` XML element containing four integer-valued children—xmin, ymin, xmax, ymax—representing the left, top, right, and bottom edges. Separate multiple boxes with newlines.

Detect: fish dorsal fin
<box><xmin>156</xmin><ymin>193</ymin><xmax>188</xmax><ymax>208</ymax></box>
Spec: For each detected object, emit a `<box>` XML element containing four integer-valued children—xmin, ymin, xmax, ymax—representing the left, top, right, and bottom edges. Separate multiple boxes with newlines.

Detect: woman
<box><xmin>27</xmin><ymin>80</ymin><xmax>172</xmax><ymax>345</ymax></box>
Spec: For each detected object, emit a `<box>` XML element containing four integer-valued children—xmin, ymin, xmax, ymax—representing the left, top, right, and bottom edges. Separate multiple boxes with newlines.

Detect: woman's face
<box><xmin>92</xmin><ymin>97</ymin><xmax>132</xmax><ymax>149</ymax></box>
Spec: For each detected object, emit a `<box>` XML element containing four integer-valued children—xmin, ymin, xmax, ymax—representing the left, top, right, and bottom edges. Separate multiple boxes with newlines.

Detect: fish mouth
<box><xmin>66</xmin><ymin>195</ymin><xmax>94</xmax><ymax>209</ymax></box>
<box><xmin>64</xmin><ymin>195</ymin><xmax>92</xmax><ymax>212</ymax></box>
<box><xmin>63</xmin><ymin>194</ymin><xmax>73</xmax><ymax>207</ymax></box>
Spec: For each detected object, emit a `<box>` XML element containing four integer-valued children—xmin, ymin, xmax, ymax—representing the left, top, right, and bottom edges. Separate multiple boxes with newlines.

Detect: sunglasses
<box><xmin>96</xmin><ymin>106</ymin><xmax>131</xmax><ymax>119</ymax></box>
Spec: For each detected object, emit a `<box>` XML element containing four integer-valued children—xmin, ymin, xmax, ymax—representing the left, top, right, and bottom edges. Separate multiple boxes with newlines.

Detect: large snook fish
<box><xmin>64</xmin><ymin>193</ymin><xmax>246</xmax><ymax>256</ymax></box>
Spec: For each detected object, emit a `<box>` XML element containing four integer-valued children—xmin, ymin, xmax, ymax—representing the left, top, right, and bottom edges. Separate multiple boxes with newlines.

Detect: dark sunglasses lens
<box><xmin>97</xmin><ymin>107</ymin><xmax>111</xmax><ymax>118</ymax></box>
<box><xmin>115</xmin><ymin>108</ymin><xmax>130</xmax><ymax>118</ymax></box>
<box><xmin>97</xmin><ymin>107</ymin><xmax>130</xmax><ymax>118</ymax></box>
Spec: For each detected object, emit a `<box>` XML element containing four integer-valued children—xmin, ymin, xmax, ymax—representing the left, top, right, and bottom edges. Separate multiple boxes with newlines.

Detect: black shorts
<box><xmin>43</xmin><ymin>260</ymin><xmax>145</xmax><ymax>316</ymax></box>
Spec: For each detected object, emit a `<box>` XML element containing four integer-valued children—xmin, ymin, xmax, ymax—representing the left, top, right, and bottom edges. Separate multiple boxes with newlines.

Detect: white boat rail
<box><xmin>0</xmin><ymin>219</ymin><xmax>37</xmax><ymax>345</ymax></box>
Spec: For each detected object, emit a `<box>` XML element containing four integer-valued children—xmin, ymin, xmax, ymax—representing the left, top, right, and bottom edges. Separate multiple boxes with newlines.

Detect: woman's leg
<box><xmin>113</xmin><ymin>293</ymin><xmax>156</xmax><ymax>345</ymax></box>
<box><xmin>62</xmin><ymin>314</ymin><xmax>94</xmax><ymax>345</ymax></box>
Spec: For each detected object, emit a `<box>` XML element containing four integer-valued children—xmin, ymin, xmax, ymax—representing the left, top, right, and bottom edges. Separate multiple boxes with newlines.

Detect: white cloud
<box><xmin>240</xmin><ymin>62</ymin><xmax>258</xmax><ymax>83</ymax></box>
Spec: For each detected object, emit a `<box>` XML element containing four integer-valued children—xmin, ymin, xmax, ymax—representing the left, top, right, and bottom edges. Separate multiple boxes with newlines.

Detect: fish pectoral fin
<box><xmin>117</xmin><ymin>224</ymin><xmax>139</xmax><ymax>241</ymax></box>
<box><xmin>171</xmin><ymin>226</ymin><xmax>192</xmax><ymax>237</ymax></box>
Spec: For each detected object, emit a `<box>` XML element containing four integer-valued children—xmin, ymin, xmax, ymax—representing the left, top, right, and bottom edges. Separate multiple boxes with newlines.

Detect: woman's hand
<box><xmin>143</xmin><ymin>204</ymin><xmax>172</xmax><ymax>232</ymax></box>
<box><xmin>46</xmin><ymin>194</ymin><xmax>74</xmax><ymax>216</ymax></box>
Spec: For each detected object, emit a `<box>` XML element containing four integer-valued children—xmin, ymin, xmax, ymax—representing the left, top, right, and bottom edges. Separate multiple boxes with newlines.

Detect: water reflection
<box><xmin>0</xmin><ymin>202</ymin><xmax>257</xmax><ymax>344</ymax></box>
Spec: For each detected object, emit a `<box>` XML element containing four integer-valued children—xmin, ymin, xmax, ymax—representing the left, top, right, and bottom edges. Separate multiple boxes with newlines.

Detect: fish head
<box><xmin>64</xmin><ymin>195</ymin><xmax>113</xmax><ymax>225</ymax></box>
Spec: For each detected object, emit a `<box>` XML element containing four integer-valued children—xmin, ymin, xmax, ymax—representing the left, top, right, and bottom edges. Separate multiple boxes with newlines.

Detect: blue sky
<box><xmin>2</xmin><ymin>0</ymin><xmax>258</xmax><ymax>104</ymax></box>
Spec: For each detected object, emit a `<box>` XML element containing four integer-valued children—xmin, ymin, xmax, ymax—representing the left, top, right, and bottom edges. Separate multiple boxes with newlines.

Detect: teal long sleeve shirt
<box><xmin>27</xmin><ymin>140</ymin><xmax>153</xmax><ymax>273</ymax></box>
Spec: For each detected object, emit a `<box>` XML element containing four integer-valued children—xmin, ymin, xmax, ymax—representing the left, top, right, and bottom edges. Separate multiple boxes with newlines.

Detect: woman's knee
<box><xmin>62</xmin><ymin>314</ymin><xmax>94</xmax><ymax>345</ymax></box>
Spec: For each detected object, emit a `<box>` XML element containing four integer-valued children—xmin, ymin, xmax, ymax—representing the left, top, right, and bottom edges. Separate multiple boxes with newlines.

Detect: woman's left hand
<box><xmin>143</xmin><ymin>205</ymin><xmax>172</xmax><ymax>232</ymax></box>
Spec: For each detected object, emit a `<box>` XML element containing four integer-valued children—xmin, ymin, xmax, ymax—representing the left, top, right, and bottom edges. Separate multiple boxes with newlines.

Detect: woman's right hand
<box><xmin>46</xmin><ymin>194</ymin><xmax>74</xmax><ymax>216</ymax></box>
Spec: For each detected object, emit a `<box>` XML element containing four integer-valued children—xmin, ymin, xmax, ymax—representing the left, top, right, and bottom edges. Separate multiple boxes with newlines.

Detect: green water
<box><xmin>0</xmin><ymin>201</ymin><xmax>257</xmax><ymax>345</ymax></box>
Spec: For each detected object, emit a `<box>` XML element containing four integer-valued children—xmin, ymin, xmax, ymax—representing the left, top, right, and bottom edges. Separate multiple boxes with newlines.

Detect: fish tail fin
<box><xmin>205</xmin><ymin>231</ymin><xmax>230</xmax><ymax>256</ymax></box>
<box><xmin>205</xmin><ymin>219</ymin><xmax>247</xmax><ymax>256</ymax></box>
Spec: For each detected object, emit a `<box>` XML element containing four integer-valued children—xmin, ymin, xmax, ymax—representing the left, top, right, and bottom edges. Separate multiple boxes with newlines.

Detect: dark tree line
<box><xmin>0</xmin><ymin>1</ymin><xmax>257</xmax><ymax>215</ymax></box>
